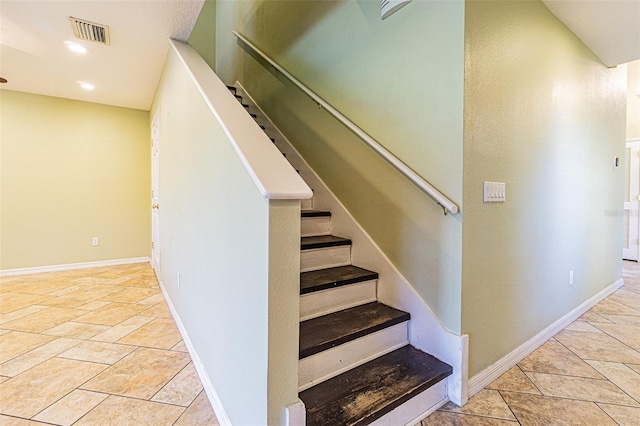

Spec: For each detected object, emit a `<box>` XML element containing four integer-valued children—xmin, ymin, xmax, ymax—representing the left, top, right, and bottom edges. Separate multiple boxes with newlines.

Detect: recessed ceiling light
<box><xmin>78</xmin><ymin>81</ymin><xmax>95</xmax><ymax>91</ymax></box>
<box><xmin>65</xmin><ymin>41</ymin><xmax>87</xmax><ymax>54</ymax></box>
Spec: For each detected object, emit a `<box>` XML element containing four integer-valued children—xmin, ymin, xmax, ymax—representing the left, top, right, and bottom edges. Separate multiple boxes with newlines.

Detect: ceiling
<box><xmin>542</xmin><ymin>0</ymin><xmax>640</xmax><ymax>67</ymax></box>
<box><xmin>0</xmin><ymin>0</ymin><xmax>637</xmax><ymax>111</ymax></box>
<box><xmin>0</xmin><ymin>0</ymin><xmax>204</xmax><ymax>110</ymax></box>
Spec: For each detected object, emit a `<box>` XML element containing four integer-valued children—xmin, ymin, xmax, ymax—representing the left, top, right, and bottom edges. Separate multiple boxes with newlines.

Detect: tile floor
<box><xmin>421</xmin><ymin>260</ymin><xmax>640</xmax><ymax>425</ymax></box>
<box><xmin>2</xmin><ymin>262</ymin><xmax>639</xmax><ymax>425</ymax></box>
<box><xmin>0</xmin><ymin>263</ymin><xmax>219</xmax><ymax>425</ymax></box>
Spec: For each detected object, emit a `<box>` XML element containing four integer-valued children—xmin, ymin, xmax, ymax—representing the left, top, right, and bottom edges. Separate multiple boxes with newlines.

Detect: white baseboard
<box><xmin>158</xmin><ymin>280</ymin><xmax>232</xmax><ymax>426</ymax></box>
<box><xmin>468</xmin><ymin>277</ymin><xmax>624</xmax><ymax>397</ymax></box>
<box><xmin>0</xmin><ymin>257</ymin><xmax>150</xmax><ymax>277</ymax></box>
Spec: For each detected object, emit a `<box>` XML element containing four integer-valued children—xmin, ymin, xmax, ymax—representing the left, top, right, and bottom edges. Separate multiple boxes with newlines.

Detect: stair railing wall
<box><xmin>232</xmin><ymin>31</ymin><xmax>459</xmax><ymax>215</ymax></box>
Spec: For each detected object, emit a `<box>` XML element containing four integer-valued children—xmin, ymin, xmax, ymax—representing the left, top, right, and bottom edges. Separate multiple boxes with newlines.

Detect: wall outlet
<box><xmin>91</xmin><ymin>237</ymin><xmax>99</xmax><ymax>246</ymax></box>
<box><xmin>569</xmin><ymin>270</ymin><xmax>574</xmax><ymax>286</ymax></box>
<box><xmin>177</xmin><ymin>272</ymin><xmax>181</xmax><ymax>288</ymax></box>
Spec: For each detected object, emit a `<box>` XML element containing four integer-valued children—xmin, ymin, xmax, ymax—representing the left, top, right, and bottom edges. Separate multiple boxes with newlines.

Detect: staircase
<box><xmin>228</xmin><ymin>85</ymin><xmax>453</xmax><ymax>426</ymax></box>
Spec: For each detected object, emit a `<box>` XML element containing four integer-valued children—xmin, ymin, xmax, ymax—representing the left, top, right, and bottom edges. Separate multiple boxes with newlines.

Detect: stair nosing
<box><xmin>300</xmin><ymin>265</ymin><xmax>378</xmax><ymax>295</ymax></box>
<box><xmin>299</xmin><ymin>302</ymin><xmax>409</xmax><ymax>359</ymax></box>
<box><xmin>301</xmin><ymin>235</ymin><xmax>351</xmax><ymax>250</ymax></box>
<box><xmin>301</xmin><ymin>210</ymin><xmax>332</xmax><ymax>218</ymax></box>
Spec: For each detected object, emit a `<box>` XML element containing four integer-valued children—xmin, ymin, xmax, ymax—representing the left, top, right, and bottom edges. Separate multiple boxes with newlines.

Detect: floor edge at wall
<box><xmin>467</xmin><ymin>277</ymin><xmax>624</xmax><ymax>397</ymax></box>
<box><xmin>158</xmin><ymin>279</ymin><xmax>233</xmax><ymax>426</ymax></box>
<box><xmin>0</xmin><ymin>257</ymin><xmax>151</xmax><ymax>277</ymax></box>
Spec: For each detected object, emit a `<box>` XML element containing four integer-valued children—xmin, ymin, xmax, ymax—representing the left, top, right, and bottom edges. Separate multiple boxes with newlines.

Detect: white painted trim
<box><xmin>235</xmin><ymin>83</ymin><xmax>468</xmax><ymax>406</ymax></box>
<box><xmin>168</xmin><ymin>40</ymin><xmax>312</xmax><ymax>200</ymax></box>
<box><xmin>285</xmin><ymin>399</ymin><xmax>306</xmax><ymax>426</ymax></box>
<box><xmin>0</xmin><ymin>257</ymin><xmax>150</xmax><ymax>277</ymax></box>
<box><xmin>158</xmin><ymin>279</ymin><xmax>232</xmax><ymax>426</ymax></box>
<box><xmin>468</xmin><ymin>277</ymin><xmax>624</xmax><ymax>397</ymax></box>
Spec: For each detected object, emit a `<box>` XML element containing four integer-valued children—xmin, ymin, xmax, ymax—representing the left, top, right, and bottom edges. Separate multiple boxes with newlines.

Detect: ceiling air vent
<box><xmin>69</xmin><ymin>17</ymin><xmax>111</xmax><ymax>45</ymax></box>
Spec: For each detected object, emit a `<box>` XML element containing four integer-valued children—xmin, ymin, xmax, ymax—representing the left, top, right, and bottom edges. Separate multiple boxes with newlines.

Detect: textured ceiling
<box><xmin>0</xmin><ymin>0</ymin><xmax>204</xmax><ymax>110</ymax></box>
<box><xmin>542</xmin><ymin>0</ymin><xmax>640</xmax><ymax>67</ymax></box>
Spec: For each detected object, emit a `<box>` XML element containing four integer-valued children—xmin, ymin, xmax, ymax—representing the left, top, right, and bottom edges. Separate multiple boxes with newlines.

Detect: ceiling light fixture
<box><xmin>65</xmin><ymin>41</ymin><xmax>87</xmax><ymax>54</ymax></box>
<box><xmin>0</xmin><ymin>77</ymin><xmax>7</xmax><ymax>84</ymax></box>
<box><xmin>78</xmin><ymin>81</ymin><xmax>95</xmax><ymax>91</ymax></box>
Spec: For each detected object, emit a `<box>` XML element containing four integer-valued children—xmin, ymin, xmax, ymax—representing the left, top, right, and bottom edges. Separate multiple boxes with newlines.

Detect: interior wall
<box><xmin>0</xmin><ymin>90</ymin><xmax>150</xmax><ymax>270</ymax></box>
<box><xmin>463</xmin><ymin>0</ymin><xmax>627</xmax><ymax>376</ymax></box>
<box><xmin>188</xmin><ymin>0</ymin><xmax>216</xmax><ymax>71</ymax></box>
<box><xmin>628</xmin><ymin>60</ymin><xmax>640</xmax><ymax>139</ymax></box>
<box><xmin>208</xmin><ymin>0</ymin><xmax>465</xmax><ymax>332</ymax></box>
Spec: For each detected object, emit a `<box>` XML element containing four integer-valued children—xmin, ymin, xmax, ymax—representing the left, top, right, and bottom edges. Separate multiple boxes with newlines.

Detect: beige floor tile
<box><xmin>0</xmin><ymin>377</ymin><xmax>8</xmax><ymax>384</ymax></box>
<box><xmin>0</xmin><ymin>293</ymin><xmax>51</xmax><ymax>314</ymax></box>
<box><xmin>140</xmin><ymin>302</ymin><xmax>173</xmax><ymax>318</ymax></box>
<box><xmin>99</xmin><ymin>287</ymin><xmax>159</xmax><ymax>304</ymax></box>
<box><xmin>439</xmin><ymin>389</ymin><xmax>516</xmax><ymax>421</ymax></box>
<box><xmin>1</xmin><ymin>307</ymin><xmax>83</xmax><ymax>333</ymax></box>
<box><xmin>579</xmin><ymin>310</ymin><xmax>615</xmax><ymax>323</ymax></box>
<box><xmin>601</xmin><ymin>313</ymin><xmax>640</xmax><ymax>325</ymax></box>
<box><xmin>75</xmin><ymin>395</ymin><xmax>184</xmax><ymax>426</ymax></box>
<box><xmin>152</xmin><ymin>362</ymin><xmax>203</xmax><ymax>406</ymax></box>
<box><xmin>500</xmin><ymin>391</ymin><xmax>616</xmax><ymax>425</ymax></box>
<box><xmin>422</xmin><ymin>411</ymin><xmax>518</xmax><ymax>425</ymax></box>
<box><xmin>0</xmin><ymin>280</ymin><xmax>75</xmax><ymax>296</ymax></box>
<box><xmin>607</xmin><ymin>289</ymin><xmax>640</xmax><ymax>311</ymax></box>
<box><xmin>58</xmin><ymin>340</ymin><xmax>136</xmax><ymax>364</ymax></box>
<box><xmin>32</xmin><ymin>389</ymin><xmax>108</xmax><ymax>426</ymax></box>
<box><xmin>592</xmin><ymin>322</ymin><xmax>640</xmax><ymax>350</ymax></box>
<box><xmin>90</xmin><ymin>315</ymin><xmax>154</xmax><ymax>343</ymax></box>
<box><xmin>137</xmin><ymin>293</ymin><xmax>167</xmax><ymax>306</ymax></box>
<box><xmin>586</xmin><ymin>360</ymin><xmax>640</xmax><ymax>403</ymax></box>
<box><xmin>517</xmin><ymin>340</ymin><xmax>603</xmax><ymax>378</ymax></box>
<box><xmin>117</xmin><ymin>317</ymin><xmax>182</xmax><ymax>349</ymax></box>
<box><xmin>0</xmin><ymin>415</ymin><xmax>51</xmax><ymax>425</ymax></box>
<box><xmin>554</xmin><ymin>330</ymin><xmax>640</xmax><ymax>363</ymax></box>
<box><xmin>75</xmin><ymin>300</ymin><xmax>113</xmax><ymax>311</ymax></box>
<box><xmin>628</xmin><ymin>363</ymin><xmax>640</xmax><ymax>375</ymax></box>
<box><xmin>597</xmin><ymin>403</ymin><xmax>640</xmax><ymax>426</ymax></box>
<box><xmin>0</xmin><ymin>331</ymin><xmax>56</xmax><ymax>364</ymax></box>
<box><xmin>38</xmin><ymin>289</ymin><xmax>112</xmax><ymax>309</ymax></box>
<box><xmin>171</xmin><ymin>340</ymin><xmax>188</xmax><ymax>352</ymax></box>
<box><xmin>81</xmin><ymin>347</ymin><xmax>190</xmax><ymax>399</ymax></box>
<box><xmin>486</xmin><ymin>366</ymin><xmax>541</xmax><ymax>395</ymax></box>
<box><xmin>524</xmin><ymin>371</ymin><xmax>640</xmax><ymax>406</ymax></box>
<box><xmin>563</xmin><ymin>320</ymin><xmax>602</xmax><ymax>333</ymax></box>
<box><xmin>591</xmin><ymin>298</ymin><xmax>640</xmax><ymax>316</ymax></box>
<box><xmin>0</xmin><ymin>306</ymin><xmax>47</xmax><ymax>325</ymax></box>
<box><xmin>42</xmin><ymin>321</ymin><xmax>110</xmax><ymax>339</ymax></box>
<box><xmin>0</xmin><ymin>357</ymin><xmax>107</xmax><ymax>418</ymax></box>
<box><xmin>0</xmin><ymin>337</ymin><xmax>81</xmax><ymax>377</ymax></box>
<box><xmin>74</xmin><ymin>303</ymin><xmax>148</xmax><ymax>326</ymax></box>
<box><xmin>174</xmin><ymin>391</ymin><xmax>219</xmax><ymax>426</ymax></box>
<box><xmin>115</xmin><ymin>275</ymin><xmax>159</xmax><ymax>288</ymax></box>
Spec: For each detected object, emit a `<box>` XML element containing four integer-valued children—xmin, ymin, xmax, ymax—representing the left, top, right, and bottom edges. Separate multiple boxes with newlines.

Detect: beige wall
<box><xmin>0</xmin><ymin>90</ymin><xmax>150</xmax><ymax>270</ymax></box>
<box><xmin>463</xmin><ymin>0</ymin><xmax>627</xmax><ymax>376</ymax></box>
<box><xmin>628</xmin><ymin>60</ymin><xmax>640</xmax><ymax>139</ymax></box>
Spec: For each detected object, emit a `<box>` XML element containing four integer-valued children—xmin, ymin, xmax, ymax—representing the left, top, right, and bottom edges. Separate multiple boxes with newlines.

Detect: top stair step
<box><xmin>299</xmin><ymin>345</ymin><xmax>453</xmax><ymax>426</ymax></box>
<box><xmin>301</xmin><ymin>235</ymin><xmax>351</xmax><ymax>250</ymax></box>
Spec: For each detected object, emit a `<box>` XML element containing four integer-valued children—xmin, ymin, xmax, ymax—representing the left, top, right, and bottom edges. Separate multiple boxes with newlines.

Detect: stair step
<box><xmin>301</xmin><ymin>210</ymin><xmax>331</xmax><ymax>218</ymax></box>
<box><xmin>299</xmin><ymin>302</ymin><xmax>409</xmax><ymax>359</ymax></box>
<box><xmin>301</xmin><ymin>265</ymin><xmax>378</xmax><ymax>295</ymax></box>
<box><xmin>226</xmin><ymin>85</ymin><xmax>236</xmax><ymax>93</ymax></box>
<box><xmin>301</xmin><ymin>235</ymin><xmax>351</xmax><ymax>250</ymax></box>
<box><xmin>299</xmin><ymin>345</ymin><xmax>453</xmax><ymax>426</ymax></box>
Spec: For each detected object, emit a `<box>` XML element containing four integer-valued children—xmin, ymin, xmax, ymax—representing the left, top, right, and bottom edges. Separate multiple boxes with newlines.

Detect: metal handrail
<box><xmin>232</xmin><ymin>31</ymin><xmax>459</xmax><ymax>215</ymax></box>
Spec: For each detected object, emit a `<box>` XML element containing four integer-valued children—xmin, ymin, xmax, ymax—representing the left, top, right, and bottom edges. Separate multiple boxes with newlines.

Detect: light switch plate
<box><xmin>484</xmin><ymin>181</ymin><xmax>506</xmax><ymax>202</ymax></box>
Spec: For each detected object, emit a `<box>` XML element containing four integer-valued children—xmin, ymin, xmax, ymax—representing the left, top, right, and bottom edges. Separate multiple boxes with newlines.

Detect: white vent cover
<box><xmin>69</xmin><ymin>17</ymin><xmax>111</xmax><ymax>45</ymax></box>
<box><xmin>381</xmin><ymin>0</ymin><xmax>412</xmax><ymax>20</ymax></box>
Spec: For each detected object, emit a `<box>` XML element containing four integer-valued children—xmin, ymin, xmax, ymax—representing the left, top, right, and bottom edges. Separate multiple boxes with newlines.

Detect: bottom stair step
<box><xmin>299</xmin><ymin>345</ymin><xmax>452</xmax><ymax>426</ymax></box>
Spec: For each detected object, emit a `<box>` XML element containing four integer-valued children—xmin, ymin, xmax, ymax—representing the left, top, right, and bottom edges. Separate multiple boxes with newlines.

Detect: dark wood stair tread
<box><xmin>299</xmin><ymin>302</ymin><xmax>409</xmax><ymax>359</ymax></box>
<box><xmin>299</xmin><ymin>345</ymin><xmax>453</xmax><ymax>426</ymax></box>
<box><xmin>301</xmin><ymin>235</ymin><xmax>351</xmax><ymax>250</ymax></box>
<box><xmin>301</xmin><ymin>210</ymin><xmax>331</xmax><ymax>218</ymax></box>
<box><xmin>301</xmin><ymin>265</ymin><xmax>378</xmax><ymax>295</ymax></box>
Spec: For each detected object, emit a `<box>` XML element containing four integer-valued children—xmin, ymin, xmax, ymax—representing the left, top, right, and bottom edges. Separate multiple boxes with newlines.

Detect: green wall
<box><xmin>0</xmin><ymin>90</ymin><xmax>150</xmax><ymax>270</ymax></box>
<box><xmin>207</xmin><ymin>0</ymin><xmax>466</xmax><ymax>333</ymax></box>
<box><xmin>462</xmin><ymin>0</ymin><xmax>627</xmax><ymax>376</ymax></box>
<box><xmin>188</xmin><ymin>0</ymin><xmax>216</xmax><ymax>71</ymax></box>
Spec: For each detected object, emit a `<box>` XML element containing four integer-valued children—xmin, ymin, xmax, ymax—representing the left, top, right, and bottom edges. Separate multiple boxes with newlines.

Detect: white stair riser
<box><xmin>300</xmin><ymin>246</ymin><xmax>350</xmax><ymax>272</ymax></box>
<box><xmin>301</xmin><ymin>217</ymin><xmax>331</xmax><ymax>237</ymax></box>
<box><xmin>369</xmin><ymin>379</ymin><xmax>448</xmax><ymax>426</ymax></box>
<box><xmin>298</xmin><ymin>322</ymin><xmax>408</xmax><ymax>391</ymax></box>
<box><xmin>301</xmin><ymin>197</ymin><xmax>313</xmax><ymax>210</ymax></box>
<box><xmin>300</xmin><ymin>280</ymin><xmax>377</xmax><ymax>321</ymax></box>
